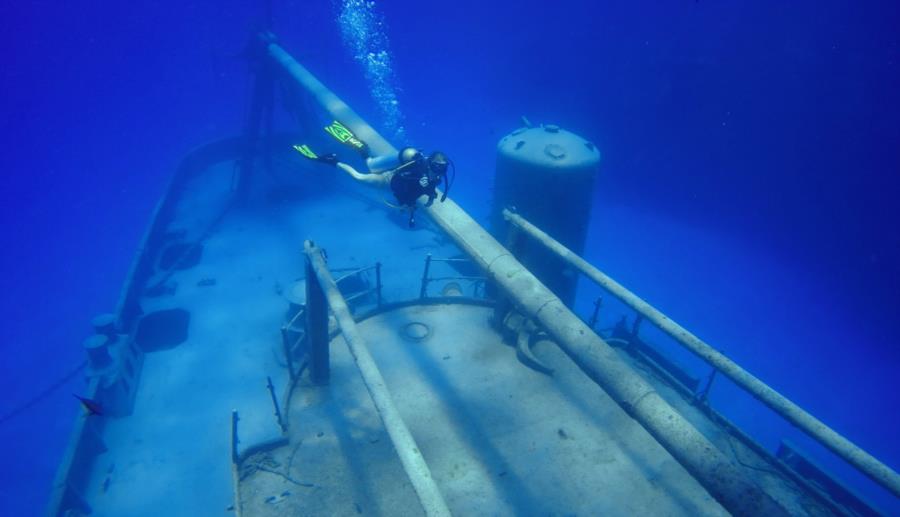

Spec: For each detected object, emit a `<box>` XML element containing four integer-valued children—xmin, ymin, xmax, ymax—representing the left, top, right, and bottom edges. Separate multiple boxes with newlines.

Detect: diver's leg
<box><xmin>336</xmin><ymin>163</ymin><xmax>391</xmax><ymax>188</ymax></box>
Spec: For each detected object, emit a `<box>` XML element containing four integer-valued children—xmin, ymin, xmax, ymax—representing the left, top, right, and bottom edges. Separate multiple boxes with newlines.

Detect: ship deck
<box><xmin>59</xmin><ymin>149</ymin><xmax>845</xmax><ymax>516</ymax></box>
<box><xmin>238</xmin><ymin>302</ymin><xmax>729</xmax><ymax>516</ymax></box>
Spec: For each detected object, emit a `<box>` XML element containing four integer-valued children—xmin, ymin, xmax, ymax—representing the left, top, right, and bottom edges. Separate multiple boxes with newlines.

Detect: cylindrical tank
<box><xmin>491</xmin><ymin>124</ymin><xmax>600</xmax><ymax>305</ymax></box>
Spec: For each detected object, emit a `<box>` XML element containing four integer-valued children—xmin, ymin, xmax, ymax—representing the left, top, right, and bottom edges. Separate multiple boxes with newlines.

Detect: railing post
<box><xmin>588</xmin><ymin>296</ymin><xmax>603</xmax><ymax>330</ymax></box>
<box><xmin>305</xmin><ymin>242</ymin><xmax>330</xmax><ymax>385</ymax></box>
<box><xmin>419</xmin><ymin>254</ymin><xmax>432</xmax><ymax>299</ymax></box>
<box><xmin>231</xmin><ymin>410</ymin><xmax>240</xmax><ymax>464</ymax></box>
<box><xmin>695</xmin><ymin>369</ymin><xmax>718</xmax><ymax>405</ymax></box>
<box><xmin>230</xmin><ymin>409</ymin><xmax>244</xmax><ymax>517</ymax></box>
<box><xmin>631</xmin><ymin>314</ymin><xmax>644</xmax><ymax>338</ymax></box>
<box><xmin>266</xmin><ymin>376</ymin><xmax>287</xmax><ymax>433</ymax></box>
<box><xmin>280</xmin><ymin>326</ymin><xmax>295</xmax><ymax>381</ymax></box>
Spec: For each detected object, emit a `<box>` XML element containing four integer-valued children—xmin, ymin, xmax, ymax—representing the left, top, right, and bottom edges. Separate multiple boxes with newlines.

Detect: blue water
<box><xmin>2</xmin><ymin>1</ymin><xmax>898</xmax><ymax>515</ymax></box>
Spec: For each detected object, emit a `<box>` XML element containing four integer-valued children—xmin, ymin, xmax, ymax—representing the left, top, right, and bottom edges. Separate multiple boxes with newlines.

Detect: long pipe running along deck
<box><xmin>266</xmin><ymin>37</ymin><xmax>788</xmax><ymax>516</ymax></box>
<box><xmin>503</xmin><ymin>209</ymin><xmax>900</xmax><ymax>499</ymax></box>
<box><xmin>304</xmin><ymin>241</ymin><xmax>452</xmax><ymax>517</ymax></box>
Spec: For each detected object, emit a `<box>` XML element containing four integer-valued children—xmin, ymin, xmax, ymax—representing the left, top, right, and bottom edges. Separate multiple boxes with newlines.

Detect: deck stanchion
<box><xmin>230</xmin><ymin>409</ymin><xmax>244</xmax><ymax>517</ymax></box>
<box><xmin>503</xmin><ymin>208</ymin><xmax>900</xmax><ymax>499</ymax></box>
<box><xmin>631</xmin><ymin>314</ymin><xmax>644</xmax><ymax>339</ymax></box>
<box><xmin>588</xmin><ymin>297</ymin><xmax>603</xmax><ymax>330</ymax></box>
<box><xmin>305</xmin><ymin>245</ymin><xmax>330</xmax><ymax>385</ymax></box>
<box><xmin>304</xmin><ymin>241</ymin><xmax>451</xmax><ymax>517</ymax></box>
<box><xmin>266</xmin><ymin>376</ymin><xmax>286</xmax><ymax>433</ymax></box>
<box><xmin>231</xmin><ymin>410</ymin><xmax>240</xmax><ymax>464</ymax></box>
<box><xmin>696</xmin><ymin>370</ymin><xmax>718</xmax><ymax>404</ymax></box>
<box><xmin>280</xmin><ymin>327</ymin><xmax>295</xmax><ymax>381</ymax></box>
<box><xmin>419</xmin><ymin>254</ymin><xmax>432</xmax><ymax>299</ymax></box>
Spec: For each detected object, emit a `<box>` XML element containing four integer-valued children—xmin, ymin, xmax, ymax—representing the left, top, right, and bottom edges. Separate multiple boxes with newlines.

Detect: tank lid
<box><xmin>497</xmin><ymin>124</ymin><xmax>600</xmax><ymax>168</ymax></box>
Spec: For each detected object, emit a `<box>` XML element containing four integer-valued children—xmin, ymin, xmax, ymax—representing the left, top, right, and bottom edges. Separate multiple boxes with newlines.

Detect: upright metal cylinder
<box><xmin>491</xmin><ymin>124</ymin><xmax>600</xmax><ymax>305</ymax></box>
<box><xmin>83</xmin><ymin>335</ymin><xmax>112</xmax><ymax>371</ymax></box>
<box><xmin>305</xmin><ymin>254</ymin><xmax>330</xmax><ymax>385</ymax></box>
<box><xmin>91</xmin><ymin>313</ymin><xmax>118</xmax><ymax>339</ymax></box>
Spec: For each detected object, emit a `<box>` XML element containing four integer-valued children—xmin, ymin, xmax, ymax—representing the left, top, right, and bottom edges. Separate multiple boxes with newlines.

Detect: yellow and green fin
<box><xmin>324</xmin><ymin>120</ymin><xmax>367</xmax><ymax>154</ymax></box>
<box><xmin>293</xmin><ymin>144</ymin><xmax>318</xmax><ymax>160</ymax></box>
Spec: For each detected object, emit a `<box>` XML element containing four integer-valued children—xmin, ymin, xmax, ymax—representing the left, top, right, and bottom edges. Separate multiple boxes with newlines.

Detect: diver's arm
<box><xmin>336</xmin><ymin>162</ymin><xmax>391</xmax><ymax>187</ymax></box>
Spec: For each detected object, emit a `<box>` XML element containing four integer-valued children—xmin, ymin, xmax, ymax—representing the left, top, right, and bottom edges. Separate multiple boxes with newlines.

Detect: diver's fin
<box><xmin>324</xmin><ymin>120</ymin><xmax>369</xmax><ymax>157</ymax></box>
<box><xmin>293</xmin><ymin>144</ymin><xmax>318</xmax><ymax>160</ymax></box>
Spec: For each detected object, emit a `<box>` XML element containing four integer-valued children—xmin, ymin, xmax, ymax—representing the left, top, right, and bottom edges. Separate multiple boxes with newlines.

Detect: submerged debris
<box><xmin>241</xmin><ymin>452</ymin><xmax>314</xmax><ymax>487</ymax></box>
<box><xmin>197</xmin><ymin>277</ymin><xmax>217</xmax><ymax>287</ymax></box>
<box><xmin>264</xmin><ymin>490</ymin><xmax>291</xmax><ymax>505</ymax></box>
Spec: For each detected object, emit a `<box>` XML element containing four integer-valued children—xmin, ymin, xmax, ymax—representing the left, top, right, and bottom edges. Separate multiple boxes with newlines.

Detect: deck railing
<box><xmin>502</xmin><ymin>207</ymin><xmax>900</xmax><ymax>500</ymax></box>
<box><xmin>418</xmin><ymin>254</ymin><xmax>487</xmax><ymax>299</ymax></box>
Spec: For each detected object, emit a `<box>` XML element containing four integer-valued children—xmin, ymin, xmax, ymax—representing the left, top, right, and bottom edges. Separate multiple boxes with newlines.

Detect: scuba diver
<box><xmin>294</xmin><ymin>121</ymin><xmax>455</xmax><ymax>228</ymax></box>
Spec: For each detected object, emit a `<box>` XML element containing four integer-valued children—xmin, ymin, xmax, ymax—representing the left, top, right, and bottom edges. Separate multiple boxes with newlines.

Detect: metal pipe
<box><xmin>504</xmin><ymin>208</ymin><xmax>900</xmax><ymax>499</ymax></box>
<box><xmin>265</xmin><ymin>36</ymin><xmax>397</xmax><ymax>166</ymax></box>
<box><xmin>304</xmin><ymin>242</ymin><xmax>451</xmax><ymax>517</ymax></box>
<box><xmin>268</xmin><ymin>40</ymin><xmax>785</xmax><ymax>515</ymax></box>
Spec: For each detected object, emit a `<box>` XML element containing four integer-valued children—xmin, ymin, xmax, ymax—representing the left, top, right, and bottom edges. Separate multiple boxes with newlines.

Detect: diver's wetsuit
<box><xmin>390</xmin><ymin>161</ymin><xmax>440</xmax><ymax>208</ymax></box>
